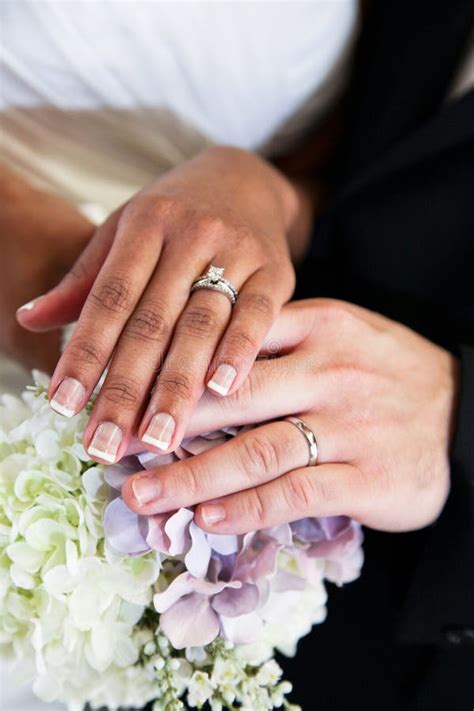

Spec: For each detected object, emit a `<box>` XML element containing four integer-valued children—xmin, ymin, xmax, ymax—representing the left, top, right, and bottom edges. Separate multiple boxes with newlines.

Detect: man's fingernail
<box><xmin>87</xmin><ymin>422</ymin><xmax>122</xmax><ymax>463</ymax></box>
<box><xmin>207</xmin><ymin>364</ymin><xmax>237</xmax><ymax>396</ymax></box>
<box><xmin>142</xmin><ymin>413</ymin><xmax>175</xmax><ymax>451</ymax></box>
<box><xmin>201</xmin><ymin>504</ymin><xmax>226</xmax><ymax>525</ymax></box>
<box><xmin>17</xmin><ymin>296</ymin><xmax>43</xmax><ymax>314</ymax></box>
<box><xmin>132</xmin><ymin>477</ymin><xmax>161</xmax><ymax>506</ymax></box>
<box><xmin>50</xmin><ymin>377</ymin><xmax>85</xmax><ymax>417</ymax></box>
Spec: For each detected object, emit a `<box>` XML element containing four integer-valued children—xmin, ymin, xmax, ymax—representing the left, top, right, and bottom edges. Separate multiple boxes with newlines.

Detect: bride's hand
<box><xmin>18</xmin><ymin>147</ymin><xmax>303</xmax><ymax>463</ymax></box>
<box><xmin>122</xmin><ymin>299</ymin><xmax>458</xmax><ymax>534</ymax></box>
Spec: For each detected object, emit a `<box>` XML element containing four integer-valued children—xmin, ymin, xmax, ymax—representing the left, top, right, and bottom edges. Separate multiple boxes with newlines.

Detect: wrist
<box><xmin>285</xmin><ymin>178</ymin><xmax>324</xmax><ymax>262</ymax></box>
<box><xmin>196</xmin><ymin>145</ymin><xmax>318</xmax><ymax>262</ymax></box>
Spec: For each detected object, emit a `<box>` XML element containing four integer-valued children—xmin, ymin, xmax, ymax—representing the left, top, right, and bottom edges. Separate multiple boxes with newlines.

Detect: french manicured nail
<box><xmin>207</xmin><ymin>364</ymin><xmax>237</xmax><ymax>396</ymax></box>
<box><xmin>16</xmin><ymin>296</ymin><xmax>43</xmax><ymax>314</ymax></box>
<box><xmin>201</xmin><ymin>504</ymin><xmax>226</xmax><ymax>525</ymax></box>
<box><xmin>142</xmin><ymin>413</ymin><xmax>175</xmax><ymax>451</ymax></box>
<box><xmin>50</xmin><ymin>377</ymin><xmax>85</xmax><ymax>417</ymax></box>
<box><xmin>132</xmin><ymin>477</ymin><xmax>161</xmax><ymax>506</ymax></box>
<box><xmin>88</xmin><ymin>422</ymin><xmax>122</xmax><ymax>463</ymax></box>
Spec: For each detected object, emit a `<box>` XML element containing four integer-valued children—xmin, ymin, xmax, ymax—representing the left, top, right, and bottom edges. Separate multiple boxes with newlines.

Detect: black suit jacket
<box><xmin>283</xmin><ymin>3</ymin><xmax>474</xmax><ymax>709</ymax></box>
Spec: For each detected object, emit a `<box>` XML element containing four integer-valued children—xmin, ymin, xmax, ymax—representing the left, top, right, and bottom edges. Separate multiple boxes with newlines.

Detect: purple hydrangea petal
<box><xmin>193</xmin><ymin>577</ymin><xmax>241</xmax><ymax>596</ymax></box>
<box><xmin>103</xmin><ymin>497</ymin><xmax>150</xmax><ymax>555</ymax></box>
<box><xmin>290</xmin><ymin>518</ymin><xmax>324</xmax><ymax>543</ymax></box>
<box><xmin>159</xmin><ymin>592</ymin><xmax>220</xmax><ymax>648</ymax></box>
<box><xmin>154</xmin><ymin>572</ymin><xmax>240</xmax><ymax>614</ymax></box>
<box><xmin>235</xmin><ymin>531</ymin><xmax>282</xmax><ymax>582</ymax></box>
<box><xmin>319</xmin><ymin>516</ymin><xmax>353</xmax><ymax>540</ymax></box>
<box><xmin>185</xmin><ymin>521</ymin><xmax>212</xmax><ymax>578</ymax></box>
<box><xmin>208</xmin><ymin>553</ymin><xmax>236</xmax><ymax>583</ymax></box>
<box><xmin>174</xmin><ymin>445</ymin><xmax>192</xmax><ymax>460</ymax></box>
<box><xmin>263</xmin><ymin>523</ymin><xmax>292</xmax><ymax>546</ymax></box>
<box><xmin>146</xmin><ymin>513</ymin><xmax>172</xmax><ymax>553</ymax></box>
<box><xmin>200</xmin><ymin>430</ymin><xmax>231</xmax><ymax>440</ymax></box>
<box><xmin>138</xmin><ymin>450</ymin><xmax>177</xmax><ymax>469</ymax></box>
<box><xmin>104</xmin><ymin>458</ymin><xmax>138</xmax><ymax>491</ymax></box>
<box><xmin>164</xmin><ymin>508</ymin><xmax>194</xmax><ymax>555</ymax></box>
<box><xmin>212</xmin><ymin>582</ymin><xmax>259</xmax><ymax>617</ymax></box>
<box><xmin>207</xmin><ymin>533</ymin><xmax>239</xmax><ymax>556</ymax></box>
<box><xmin>154</xmin><ymin>572</ymin><xmax>196</xmax><ymax>612</ymax></box>
<box><xmin>307</xmin><ymin>520</ymin><xmax>362</xmax><ymax>558</ymax></box>
<box><xmin>183</xmin><ymin>436</ymin><xmax>228</xmax><ymax>455</ymax></box>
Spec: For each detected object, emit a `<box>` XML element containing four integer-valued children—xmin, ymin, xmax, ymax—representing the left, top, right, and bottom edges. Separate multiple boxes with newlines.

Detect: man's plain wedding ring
<box><xmin>284</xmin><ymin>416</ymin><xmax>319</xmax><ymax>467</ymax></box>
<box><xmin>191</xmin><ymin>265</ymin><xmax>238</xmax><ymax>305</ymax></box>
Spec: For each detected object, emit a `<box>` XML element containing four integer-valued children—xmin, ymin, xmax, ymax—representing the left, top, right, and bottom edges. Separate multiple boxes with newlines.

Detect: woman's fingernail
<box><xmin>201</xmin><ymin>504</ymin><xmax>226</xmax><ymax>525</ymax></box>
<box><xmin>50</xmin><ymin>377</ymin><xmax>85</xmax><ymax>417</ymax></box>
<box><xmin>87</xmin><ymin>422</ymin><xmax>122</xmax><ymax>463</ymax></box>
<box><xmin>132</xmin><ymin>477</ymin><xmax>161</xmax><ymax>506</ymax></box>
<box><xmin>142</xmin><ymin>413</ymin><xmax>175</xmax><ymax>451</ymax></box>
<box><xmin>16</xmin><ymin>296</ymin><xmax>43</xmax><ymax>314</ymax></box>
<box><xmin>207</xmin><ymin>364</ymin><xmax>237</xmax><ymax>396</ymax></box>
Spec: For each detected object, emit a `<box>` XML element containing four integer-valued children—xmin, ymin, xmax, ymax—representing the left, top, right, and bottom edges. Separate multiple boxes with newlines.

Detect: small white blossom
<box><xmin>187</xmin><ymin>670</ymin><xmax>215</xmax><ymax>707</ymax></box>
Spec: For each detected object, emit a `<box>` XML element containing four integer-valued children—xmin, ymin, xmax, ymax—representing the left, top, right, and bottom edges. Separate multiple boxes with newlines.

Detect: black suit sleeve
<box><xmin>397</xmin><ymin>346</ymin><xmax>474</xmax><ymax>645</ymax></box>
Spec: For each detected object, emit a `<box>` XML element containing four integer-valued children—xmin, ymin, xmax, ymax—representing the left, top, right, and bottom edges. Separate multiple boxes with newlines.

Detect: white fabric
<box><xmin>1</xmin><ymin>0</ymin><xmax>357</xmax><ymax>148</ymax></box>
<box><xmin>0</xmin><ymin>1</ymin><xmax>358</xmax><ymax>212</ymax></box>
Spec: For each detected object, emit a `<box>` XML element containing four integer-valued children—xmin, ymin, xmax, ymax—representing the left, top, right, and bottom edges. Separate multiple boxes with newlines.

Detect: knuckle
<box><xmin>67</xmin><ymin>337</ymin><xmax>104</xmax><ymax>367</ymax></box>
<box><xmin>230</xmin><ymin>367</ymin><xmax>260</xmax><ymax>410</ymax></box>
<box><xmin>89</xmin><ymin>275</ymin><xmax>132</xmax><ymax>314</ymax></box>
<box><xmin>175</xmin><ymin>460</ymin><xmax>201</xmax><ymax>500</ymax></box>
<box><xmin>313</xmin><ymin>299</ymin><xmax>368</xmax><ymax>339</ymax></box>
<box><xmin>126</xmin><ymin>302</ymin><xmax>169</xmax><ymax>342</ymax></box>
<box><xmin>158</xmin><ymin>370</ymin><xmax>194</xmax><ymax>401</ymax></box>
<box><xmin>67</xmin><ymin>257</ymin><xmax>89</xmax><ymax>283</ymax></box>
<box><xmin>178</xmin><ymin>305</ymin><xmax>218</xmax><ymax>338</ymax></box>
<box><xmin>123</xmin><ymin>195</ymin><xmax>174</xmax><ymax>226</ymax></box>
<box><xmin>193</xmin><ymin>213</ymin><xmax>226</xmax><ymax>240</ymax></box>
<box><xmin>100</xmin><ymin>374</ymin><xmax>141</xmax><ymax>407</ymax></box>
<box><xmin>283</xmin><ymin>472</ymin><xmax>316</xmax><ymax>514</ymax></box>
<box><xmin>239</xmin><ymin>433</ymin><xmax>279</xmax><ymax>479</ymax></box>
<box><xmin>312</xmin><ymin>476</ymin><xmax>336</xmax><ymax>509</ymax></box>
<box><xmin>225</xmin><ymin>328</ymin><xmax>259</xmax><ymax>358</ymax></box>
<box><xmin>239</xmin><ymin>291</ymin><xmax>275</xmax><ymax>319</ymax></box>
<box><xmin>245</xmin><ymin>488</ymin><xmax>267</xmax><ymax>528</ymax></box>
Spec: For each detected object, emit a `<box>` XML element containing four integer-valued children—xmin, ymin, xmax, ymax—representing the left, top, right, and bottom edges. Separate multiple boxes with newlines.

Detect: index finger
<box><xmin>122</xmin><ymin>420</ymin><xmax>309</xmax><ymax>514</ymax></box>
<box><xmin>122</xmin><ymin>415</ymin><xmax>345</xmax><ymax>515</ymax></box>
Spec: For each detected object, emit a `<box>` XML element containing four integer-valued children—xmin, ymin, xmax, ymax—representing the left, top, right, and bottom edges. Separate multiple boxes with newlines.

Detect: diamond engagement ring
<box><xmin>191</xmin><ymin>265</ymin><xmax>238</xmax><ymax>305</ymax></box>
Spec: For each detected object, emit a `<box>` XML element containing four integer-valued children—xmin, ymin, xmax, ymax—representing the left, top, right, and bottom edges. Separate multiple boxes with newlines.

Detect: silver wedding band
<box><xmin>284</xmin><ymin>416</ymin><xmax>319</xmax><ymax>467</ymax></box>
<box><xmin>191</xmin><ymin>265</ymin><xmax>238</xmax><ymax>305</ymax></box>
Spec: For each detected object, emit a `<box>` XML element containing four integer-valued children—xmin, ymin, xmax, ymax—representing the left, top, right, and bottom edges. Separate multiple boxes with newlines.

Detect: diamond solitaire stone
<box><xmin>208</xmin><ymin>265</ymin><xmax>224</xmax><ymax>283</ymax></box>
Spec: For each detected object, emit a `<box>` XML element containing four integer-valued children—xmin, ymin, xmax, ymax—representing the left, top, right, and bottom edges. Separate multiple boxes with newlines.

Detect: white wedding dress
<box><xmin>0</xmin><ymin>2</ymin><xmax>358</xmax><ymax>708</ymax></box>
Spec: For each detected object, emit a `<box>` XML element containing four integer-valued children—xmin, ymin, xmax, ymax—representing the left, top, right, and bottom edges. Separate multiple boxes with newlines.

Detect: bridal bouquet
<box><xmin>0</xmin><ymin>372</ymin><xmax>363</xmax><ymax>711</ymax></box>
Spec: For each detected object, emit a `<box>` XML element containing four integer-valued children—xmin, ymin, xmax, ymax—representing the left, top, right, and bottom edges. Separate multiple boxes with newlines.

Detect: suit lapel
<box><xmin>336</xmin><ymin>89</ymin><xmax>474</xmax><ymax>204</ymax></box>
<box><xmin>334</xmin><ymin>1</ymin><xmax>474</xmax><ymax>188</ymax></box>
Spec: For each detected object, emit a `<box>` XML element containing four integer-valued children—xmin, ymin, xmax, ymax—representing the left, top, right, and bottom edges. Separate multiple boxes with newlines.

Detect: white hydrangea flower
<box><xmin>187</xmin><ymin>670</ymin><xmax>215</xmax><ymax>707</ymax></box>
<box><xmin>0</xmin><ymin>379</ymin><xmax>161</xmax><ymax>709</ymax></box>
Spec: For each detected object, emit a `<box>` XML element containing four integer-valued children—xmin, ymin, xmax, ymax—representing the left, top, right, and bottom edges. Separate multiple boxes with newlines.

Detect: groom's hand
<box><xmin>122</xmin><ymin>299</ymin><xmax>457</xmax><ymax>534</ymax></box>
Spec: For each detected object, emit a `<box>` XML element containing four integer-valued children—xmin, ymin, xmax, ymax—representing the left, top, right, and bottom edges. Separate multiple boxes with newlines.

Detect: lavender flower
<box><xmin>103</xmin><ymin>430</ymin><xmax>363</xmax><ymax>650</ymax></box>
